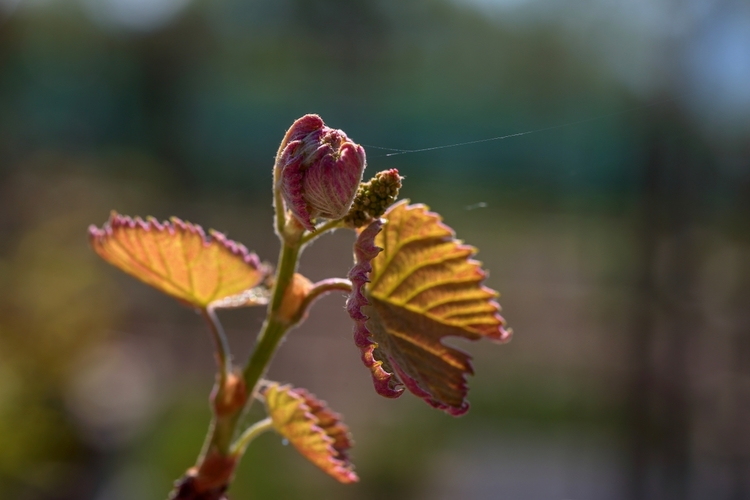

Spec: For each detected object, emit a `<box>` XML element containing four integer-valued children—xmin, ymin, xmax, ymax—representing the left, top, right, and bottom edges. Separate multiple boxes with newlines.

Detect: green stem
<box><xmin>191</xmin><ymin>207</ymin><xmax>351</xmax><ymax>492</ymax></box>
<box><xmin>230</xmin><ymin>417</ymin><xmax>274</xmax><ymax>456</ymax></box>
<box><xmin>198</xmin><ymin>231</ymin><xmax>303</xmax><ymax>459</ymax></box>
<box><xmin>243</xmin><ymin>234</ymin><xmax>302</xmax><ymax>394</ymax></box>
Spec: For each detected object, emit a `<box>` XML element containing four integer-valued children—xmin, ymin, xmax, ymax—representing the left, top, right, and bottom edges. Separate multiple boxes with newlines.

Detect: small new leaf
<box><xmin>347</xmin><ymin>201</ymin><xmax>511</xmax><ymax>416</ymax></box>
<box><xmin>264</xmin><ymin>383</ymin><xmax>357</xmax><ymax>484</ymax></box>
<box><xmin>89</xmin><ymin>213</ymin><xmax>268</xmax><ymax>308</ymax></box>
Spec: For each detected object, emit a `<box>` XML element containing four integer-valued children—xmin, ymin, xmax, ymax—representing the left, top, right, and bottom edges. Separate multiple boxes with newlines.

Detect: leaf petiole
<box><xmin>300</xmin><ymin>219</ymin><xmax>345</xmax><ymax>245</ymax></box>
<box><xmin>290</xmin><ymin>278</ymin><xmax>352</xmax><ymax>325</ymax></box>
<box><xmin>201</xmin><ymin>306</ymin><xmax>232</xmax><ymax>384</ymax></box>
<box><xmin>230</xmin><ymin>417</ymin><xmax>274</xmax><ymax>456</ymax></box>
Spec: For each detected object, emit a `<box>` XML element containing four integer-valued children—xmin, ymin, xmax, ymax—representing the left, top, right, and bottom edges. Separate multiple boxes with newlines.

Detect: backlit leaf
<box><xmin>347</xmin><ymin>201</ymin><xmax>511</xmax><ymax>416</ymax></box>
<box><xmin>89</xmin><ymin>213</ymin><xmax>268</xmax><ymax>308</ymax></box>
<box><xmin>264</xmin><ymin>383</ymin><xmax>357</xmax><ymax>484</ymax></box>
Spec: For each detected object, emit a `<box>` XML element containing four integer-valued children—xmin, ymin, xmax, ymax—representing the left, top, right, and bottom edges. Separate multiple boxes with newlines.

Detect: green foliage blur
<box><xmin>1</xmin><ymin>0</ymin><xmax>749</xmax><ymax>499</ymax></box>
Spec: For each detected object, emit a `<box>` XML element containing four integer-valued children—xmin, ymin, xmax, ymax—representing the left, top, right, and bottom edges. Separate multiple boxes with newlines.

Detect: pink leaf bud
<box><xmin>275</xmin><ymin>114</ymin><xmax>366</xmax><ymax>231</ymax></box>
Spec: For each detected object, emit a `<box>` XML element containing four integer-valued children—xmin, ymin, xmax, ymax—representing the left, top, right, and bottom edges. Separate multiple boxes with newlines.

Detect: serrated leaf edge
<box><xmin>347</xmin><ymin>201</ymin><xmax>511</xmax><ymax>415</ymax></box>
<box><xmin>346</xmin><ymin>218</ymin><xmax>405</xmax><ymax>399</ymax></box>
<box><xmin>88</xmin><ymin>212</ymin><xmax>266</xmax><ymax>306</ymax></box>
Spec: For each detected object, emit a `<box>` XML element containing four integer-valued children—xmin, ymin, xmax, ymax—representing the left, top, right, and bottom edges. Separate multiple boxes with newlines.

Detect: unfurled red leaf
<box><xmin>347</xmin><ymin>201</ymin><xmax>511</xmax><ymax>416</ymax></box>
<box><xmin>264</xmin><ymin>383</ymin><xmax>357</xmax><ymax>484</ymax></box>
<box><xmin>89</xmin><ymin>213</ymin><xmax>268</xmax><ymax>308</ymax></box>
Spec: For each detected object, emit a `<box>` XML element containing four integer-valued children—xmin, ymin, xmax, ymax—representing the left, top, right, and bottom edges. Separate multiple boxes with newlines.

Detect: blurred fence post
<box><xmin>730</xmin><ymin>178</ymin><xmax>750</xmax><ymax>500</ymax></box>
<box><xmin>629</xmin><ymin>110</ymin><xmax>701</xmax><ymax>500</ymax></box>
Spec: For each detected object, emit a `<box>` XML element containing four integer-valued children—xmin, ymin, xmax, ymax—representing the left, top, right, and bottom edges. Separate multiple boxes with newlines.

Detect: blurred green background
<box><xmin>1</xmin><ymin>0</ymin><xmax>749</xmax><ymax>499</ymax></box>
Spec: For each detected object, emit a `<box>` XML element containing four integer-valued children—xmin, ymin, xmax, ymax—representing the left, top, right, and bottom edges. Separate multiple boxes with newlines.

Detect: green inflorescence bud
<box><xmin>344</xmin><ymin>169</ymin><xmax>403</xmax><ymax>228</ymax></box>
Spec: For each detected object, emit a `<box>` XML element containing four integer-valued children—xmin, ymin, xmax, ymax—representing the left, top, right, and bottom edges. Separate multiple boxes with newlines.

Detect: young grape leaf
<box><xmin>89</xmin><ymin>213</ymin><xmax>268</xmax><ymax>309</ymax></box>
<box><xmin>347</xmin><ymin>201</ymin><xmax>511</xmax><ymax>416</ymax></box>
<box><xmin>264</xmin><ymin>383</ymin><xmax>357</xmax><ymax>484</ymax></box>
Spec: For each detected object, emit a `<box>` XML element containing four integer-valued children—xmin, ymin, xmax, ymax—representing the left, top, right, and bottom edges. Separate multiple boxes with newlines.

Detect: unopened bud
<box><xmin>344</xmin><ymin>169</ymin><xmax>403</xmax><ymax>228</ymax></box>
<box><xmin>275</xmin><ymin>115</ymin><xmax>366</xmax><ymax>231</ymax></box>
<box><xmin>211</xmin><ymin>371</ymin><xmax>247</xmax><ymax>417</ymax></box>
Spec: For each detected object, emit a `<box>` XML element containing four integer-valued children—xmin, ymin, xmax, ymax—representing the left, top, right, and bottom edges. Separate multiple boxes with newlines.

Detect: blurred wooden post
<box><xmin>730</xmin><ymin>177</ymin><xmax>750</xmax><ymax>500</ymax></box>
<box><xmin>628</xmin><ymin>132</ymin><xmax>661</xmax><ymax>500</ymax></box>
<box><xmin>629</xmin><ymin>111</ymin><xmax>699</xmax><ymax>500</ymax></box>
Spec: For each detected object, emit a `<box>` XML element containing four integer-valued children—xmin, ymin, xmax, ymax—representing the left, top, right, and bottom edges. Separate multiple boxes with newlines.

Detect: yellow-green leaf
<box><xmin>264</xmin><ymin>383</ymin><xmax>357</xmax><ymax>484</ymax></box>
<box><xmin>347</xmin><ymin>201</ymin><xmax>511</xmax><ymax>416</ymax></box>
<box><xmin>89</xmin><ymin>213</ymin><xmax>268</xmax><ymax>308</ymax></box>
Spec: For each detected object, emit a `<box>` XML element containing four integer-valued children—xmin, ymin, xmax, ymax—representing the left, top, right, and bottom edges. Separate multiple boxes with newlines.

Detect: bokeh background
<box><xmin>1</xmin><ymin>0</ymin><xmax>749</xmax><ymax>499</ymax></box>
